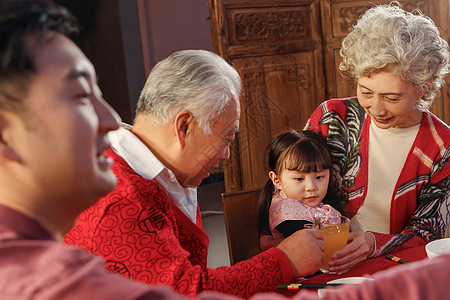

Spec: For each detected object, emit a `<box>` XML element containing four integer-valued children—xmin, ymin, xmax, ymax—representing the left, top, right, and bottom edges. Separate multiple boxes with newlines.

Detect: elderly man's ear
<box><xmin>174</xmin><ymin>110</ymin><xmax>195</xmax><ymax>149</ymax></box>
<box><xmin>0</xmin><ymin>113</ymin><xmax>22</xmax><ymax>163</ymax></box>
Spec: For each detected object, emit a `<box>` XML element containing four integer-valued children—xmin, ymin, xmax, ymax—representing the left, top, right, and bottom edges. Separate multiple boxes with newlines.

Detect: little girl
<box><xmin>257</xmin><ymin>130</ymin><xmax>342</xmax><ymax>246</ymax></box>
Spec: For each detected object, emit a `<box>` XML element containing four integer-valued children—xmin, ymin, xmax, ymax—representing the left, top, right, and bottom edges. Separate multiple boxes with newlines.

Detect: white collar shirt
<box><xmin>108</xmin><ymin>124</ymin><xmax>198</xmax><ymax>222</ymax></box>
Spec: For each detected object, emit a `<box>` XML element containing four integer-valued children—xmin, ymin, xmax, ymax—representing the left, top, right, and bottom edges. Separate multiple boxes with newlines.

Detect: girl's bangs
<box><xmin>282</xmin><ymin>142</ymin><xmax>331</xmax><ymax>173</ymax></box>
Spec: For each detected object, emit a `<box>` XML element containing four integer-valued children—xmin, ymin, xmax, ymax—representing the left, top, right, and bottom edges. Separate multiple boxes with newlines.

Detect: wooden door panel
<box><xmin>233</xmin><ymin>50</ymin><xmax>323</xmax><ymax>190</ymax></box>
<box><xmin>210</xmin><ymin>0</ymin><xmax>325</xmax><ymax>191</ymax></box>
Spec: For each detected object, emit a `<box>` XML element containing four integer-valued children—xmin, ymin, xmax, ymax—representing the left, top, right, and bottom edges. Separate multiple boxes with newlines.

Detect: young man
<box><xmin>0</xmin><ymin>1</ymin><xmax>185</xmax><ymax>298</ymax></box>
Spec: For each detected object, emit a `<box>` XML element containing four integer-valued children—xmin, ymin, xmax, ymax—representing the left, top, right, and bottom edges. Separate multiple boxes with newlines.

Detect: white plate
<box><xmin>317</xmin><ymin>277</ymin><xmax>373</xmax><ymax>297</ymax></box>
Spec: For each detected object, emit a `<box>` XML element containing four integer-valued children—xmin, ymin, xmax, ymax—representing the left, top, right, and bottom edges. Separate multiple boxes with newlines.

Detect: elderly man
<box><xmin>65</xmin><ymin>49</ymin><xmax>326</xmax><ymax>298</ymax></box>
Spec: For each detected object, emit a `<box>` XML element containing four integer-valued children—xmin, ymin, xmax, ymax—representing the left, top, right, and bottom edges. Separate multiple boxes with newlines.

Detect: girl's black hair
<box><xmin>257</xmin><ymin>130</ymin><xmax>340</xmax><ymax>237</ymax></box>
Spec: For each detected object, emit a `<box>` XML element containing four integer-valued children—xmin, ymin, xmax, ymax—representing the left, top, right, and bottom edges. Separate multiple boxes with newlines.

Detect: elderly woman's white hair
<box><xmin>136</xmin><ymin>49</ymin><xmax>242</xmax><ymax>134</ymax></box>
<box><xmin>339</xmin><ymin>2</ymin><xmax>449</xmax><ymax>109</ymax></box>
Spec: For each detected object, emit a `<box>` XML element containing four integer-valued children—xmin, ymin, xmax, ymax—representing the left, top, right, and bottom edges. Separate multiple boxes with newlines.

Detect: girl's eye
<box><xmin>316</xmin><ymin>175</ymin><xmax>325</xmax><ymax>179</ymax></box>
<box><xmin>295</xmin><ymin>178</ymin><xmax>304</xmax><ymax>182</ymax></box>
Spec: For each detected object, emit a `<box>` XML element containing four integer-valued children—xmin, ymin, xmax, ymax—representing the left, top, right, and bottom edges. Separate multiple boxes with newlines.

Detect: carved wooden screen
<box><xmin>209</xmin><ymin>0</ymin><xmax>325</xmax><ymax>192</ymax></box>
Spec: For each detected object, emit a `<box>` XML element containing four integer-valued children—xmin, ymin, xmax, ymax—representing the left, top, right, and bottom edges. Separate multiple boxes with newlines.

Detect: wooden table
<box><xmin>307</xmin><ymin>245</ymin><xmax>427</xmax><ymax>283</ymax></box>
<box><xmin>279</xmin><ymin>245</ymin><xmax>428</xmax><ymax>296</ymax></box>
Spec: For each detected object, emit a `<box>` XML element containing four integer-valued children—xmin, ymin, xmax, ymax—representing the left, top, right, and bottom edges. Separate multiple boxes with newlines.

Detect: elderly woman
<box><xmin>260</xmin><ymin>2</ymin><xmax>449</xmax><ymax>274</ymax></box>
<box><xmin>304</xmin><ymin>3</ymin><xmax>449</xmax><ymax>274</ymax></box>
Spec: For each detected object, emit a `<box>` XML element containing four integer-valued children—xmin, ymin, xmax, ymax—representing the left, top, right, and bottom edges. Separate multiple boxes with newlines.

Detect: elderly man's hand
<box><xmin>276</xmin><ymin>229</ymin><xmax>325</xmax><ymax>279</ymax></box>
<box><xmin>326</xmin><ymin>231</ymin><xmax>375</xmax><ymax>274</ymax></box>
<box><xmin>259</xmin><ymin>234</ymin><xmax>284</xmax><ymax>251</ymax></box>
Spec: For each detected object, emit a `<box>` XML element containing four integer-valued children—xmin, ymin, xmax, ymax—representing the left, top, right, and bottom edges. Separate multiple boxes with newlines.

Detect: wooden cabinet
<box><xmin>208</xmin><ymin>0</ymin><xmax>449</xmax><ymax>192</ymax></box>
<box><xmin>209</xmin><ymin>0</ymin><xmax>326</xmax><ymax>192</ymax></box>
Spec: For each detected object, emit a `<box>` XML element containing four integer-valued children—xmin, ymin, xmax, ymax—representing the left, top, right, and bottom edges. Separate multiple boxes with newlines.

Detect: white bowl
<box><xmin>317</xmin><ymin>277</ymin><xmax>373</xmax><ymax>297</ymax></box>
<box><xmin>425</xmin><ymin>238</ymin><xmax>450</xmax><ymax>259</ymax></box>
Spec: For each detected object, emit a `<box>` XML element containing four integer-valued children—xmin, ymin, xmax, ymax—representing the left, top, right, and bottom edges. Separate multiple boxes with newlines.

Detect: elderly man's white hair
<box><xmin>136</xmin><ymin>49</ymin><xmax>242</xmax><ymax>134</ymax></box>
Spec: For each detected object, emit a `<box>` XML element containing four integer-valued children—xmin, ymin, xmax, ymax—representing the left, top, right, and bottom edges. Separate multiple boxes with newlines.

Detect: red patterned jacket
<box><xmin>65</xmin><ymin>149</ymin><xmax>292</xmax><ymax>298</ymax></box>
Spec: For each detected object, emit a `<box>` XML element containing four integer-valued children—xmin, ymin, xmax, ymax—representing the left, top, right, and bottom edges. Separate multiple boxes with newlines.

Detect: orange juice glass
<box><xmin>316</xmin><ymin>216</ymin><xmax>350</xmax><ymax>272</ymax></box>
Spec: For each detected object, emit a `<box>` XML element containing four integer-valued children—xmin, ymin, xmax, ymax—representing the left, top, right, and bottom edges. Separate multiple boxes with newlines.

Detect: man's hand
<box><xmin>259</xmin><ymin>234</ymin><xmax>284</xmax><ymax>251</ymax></box>
<box><xmin>276</xmin><ymin>229</ymin><xmax>325</xmax><ymax>279</ymax></box>
<box><xmin>327</xmin><ymin>231</ymin><xmax>375</xmax><ymax>274</ymax></box>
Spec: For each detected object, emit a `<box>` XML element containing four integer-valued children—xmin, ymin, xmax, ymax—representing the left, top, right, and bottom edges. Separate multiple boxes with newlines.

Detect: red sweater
<box><xmin>65</xmin><ymin>150</ymin><xmax>292</xmax><ymax>298</ymax></box>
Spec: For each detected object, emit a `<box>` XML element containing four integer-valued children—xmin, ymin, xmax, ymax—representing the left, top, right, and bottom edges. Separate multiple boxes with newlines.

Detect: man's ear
<box><xmin>0</xmin><ymin>113</ymin><xmax>22</xmax><ymax>163</ymax></box>
<box><xmin>174</xmin><ymin>110</ymin><xmax>194</xmax><ymax>149</ymax></box>
<box><xmin>269</xmin><ymin>171</ymin><xmax>282</xmax><ymax>190</ymax></box>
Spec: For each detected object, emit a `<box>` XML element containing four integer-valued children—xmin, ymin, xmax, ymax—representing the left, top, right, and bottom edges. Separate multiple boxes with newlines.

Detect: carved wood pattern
<box><xmin>336</xmin><ymin>1</ymin><xmax>427</xmax><ymax>36</ymax></box>
<box><xmin>337</xmin><ymin>6</ymin><xmax>370</xmax><ymax>35</ymax></box>
<box><xmin>296</xmin><ymin>66</ymin><xmax>308</xmax><ymax>88</ymax></box>
<box><xmin>231</xmin><ymin>8</ymin><xmax>311</xmax><ymax>43</ymax></box>
<box><xmin>232</xmin><ymin>54</ymin><xmax>320</xmax><ymax>189</ymax></box>
<box><xmin>332</xmin><ymin>0</ymin><xmax>428</xmax><ymax>37</ymax></box>
<box><xmin>402</xmin><ymin>0</ymin><xmax>427</xmax><ymax>12</ymax></box>
<box><xmin>235</xmin><ymin>58</ymin><xmax>270</xmax><ymax>189</ymax></box>
<box><xmin>239</xmin><ymin>62</ymin><xmax>292</xmax><ymax>154</ymax></box>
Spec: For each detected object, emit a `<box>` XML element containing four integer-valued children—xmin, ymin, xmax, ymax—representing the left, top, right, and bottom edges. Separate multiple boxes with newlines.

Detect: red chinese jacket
<box><xmin>65</xmin><ymin>150</ymin><xmax>292</xmax><ymax>298</ymax></box>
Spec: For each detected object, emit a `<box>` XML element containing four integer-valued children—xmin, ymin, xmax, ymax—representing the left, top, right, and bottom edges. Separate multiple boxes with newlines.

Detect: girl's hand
<box><xmin>326</xmin><ymin>231</ymin><xmax>375</xmax><ymax>274</ymax></box>
<box><xmin>259</xmin><ymin>234</ymin><xmax>285</xmax><ymax>251</ymax></box>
